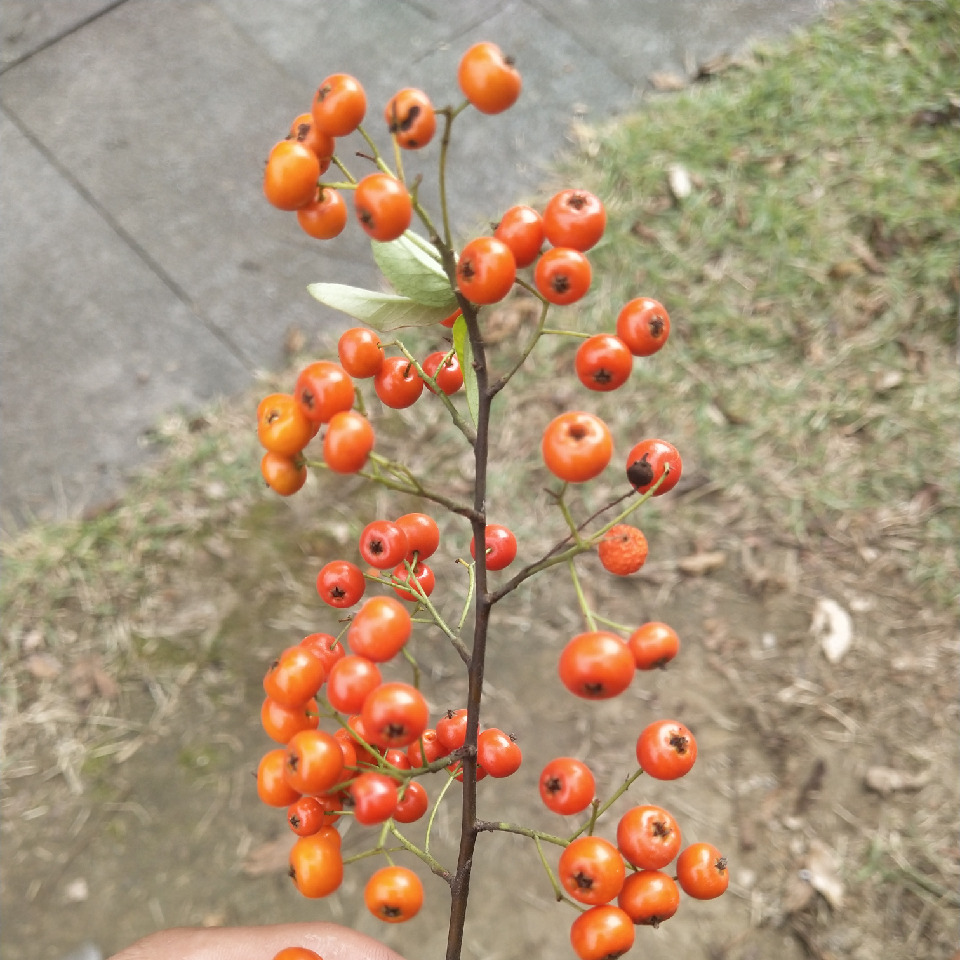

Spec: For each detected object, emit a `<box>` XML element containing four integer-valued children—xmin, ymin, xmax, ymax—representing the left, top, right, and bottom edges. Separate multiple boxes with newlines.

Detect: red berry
<box><xmin>359</xmin><ymin>519</ymin><xmax>409</xmax><ymax>570</ymax></box>
<box><xmin>558</xmin><ymin>631</ymin><xmax>635</xmax><ymax>700</ymax></box>
<box><xmin>316</xmin><ymin>559</ymin><xmax>366</xmax><ymax>608</ymax></box>
<box><xmin>539</xmin><ymin>757</ymin><xmax>596</xmax><ymax>815</ymax></box>
<box><xmin>469</xmin><ymin>524</ymin><xmax>518</xmax><ymax>571</ymax></box>
<box><xmin>477</xmin><ymin>728</ymin><xmax>522</xmax><ymax>778</ymax></box>
<box><xmin>636</xmin><ymin>719</ymin><xmax>697</xmax><ymax>780</ymax></box>
<box><xmin>616</xmin><ymin>297</ymin><xmax>670</xmax><ymax>356</ymax></box>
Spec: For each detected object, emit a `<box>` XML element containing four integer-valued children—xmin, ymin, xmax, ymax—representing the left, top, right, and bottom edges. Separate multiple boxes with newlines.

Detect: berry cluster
<box><xmin>251</xmin><ymin>40</ymin><xmax>727</xmax><ymax>960</ymax></box>
<box><xmin>257</xmin><ymin>512</ymin><xmax>529</xmax><ymax>919</ymax></box>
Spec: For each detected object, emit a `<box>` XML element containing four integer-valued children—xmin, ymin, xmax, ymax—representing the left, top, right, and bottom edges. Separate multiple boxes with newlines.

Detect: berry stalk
<box><xmin>444</xmin><ymin>293</ymin><xmax>491</xmax><ymax>960</ymax></box>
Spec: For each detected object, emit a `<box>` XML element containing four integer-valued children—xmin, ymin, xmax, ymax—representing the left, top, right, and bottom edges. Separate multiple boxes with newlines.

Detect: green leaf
<box><xmin>371</xmin><ymin>232</ymin><xmax>457</xmax><ymax>308</ymax></box>
<box><xmin>307</xmin><ymin>283</ymin><xmax>453</xmax><ymax>331</ymax></box>
<box><xmin>452</xmin><ymin>315</ymin><xmax>478</xmax><ymax>427</ymax></box>
<box><xmin>401</xmin><ymin>230</ymin><xmax>444</xmax><ymax>264</ymax></box>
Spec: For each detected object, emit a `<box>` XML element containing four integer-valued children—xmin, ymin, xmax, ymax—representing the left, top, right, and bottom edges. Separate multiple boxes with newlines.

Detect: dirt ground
<box><xmin>3</xmin><ymin>393</ymin><xmax>958</xmax><ymax>960</ymax></box>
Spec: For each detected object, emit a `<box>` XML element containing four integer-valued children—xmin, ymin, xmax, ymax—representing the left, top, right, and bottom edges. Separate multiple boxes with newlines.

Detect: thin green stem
<box><xmin>456</xmin><ymin>559</ymin><xmax>476</xmax><ymax>634</ymax></box>
<box><xmin>356</xmin><ymin>124</ymin><xmax>394</xmax><ymax>175</ymax></box>
<box><xmin>488</xmin><ymin>299</ymin><xmax>551</xmax><ymax>398</ymax></box>
<box><xmin>353</xmin><ymin>386</ymin><xmax>368</xmax><ymax>418</ymax></box>
<box><xmin>593</xmin><ymin>612</ymin><xmax>634</xmax><ymax>634</ymax></box>
<box><xmin>475</xmin><ymin>820</ymin><xmax>568</xmax><ymax>848</ymax></box>
<box><xmin>316</xmin><ymin>179</ymin><xmax>357</xmax><ymax>191</ymax></box>
<box><xmin>556</xmin><ymin>489</ymin><xmax>584</xmax><ymax>546</ymax></box>
<box><xmin>389</xmin><ymin>824</ymin><xmax>452</xmax><ymax>882</ymax></box>
<box><xmin>393</xmin><ymin>341</ymin><xmax>476</xmax><ymax>445</ymax></box>
<box><xmin>390</xmin><ymin>558</ymin><xmax>470</xmax><ymax>664</ymax></box>
<box><xmin>391</xmin><ymin>134</ymin><xmax>406</xmax><ymax>186</ymax></box>
<box><xmin>567</xmin><ymin>558</ymin><xmax>597</xmax><ymax>632</ymax></box>
<box><xmin>330</xmin><ymin>156</ymin><xmax>357</xmax><ymax>183</ymax></box>
<box><xmin>377</xmin><ymin>820</ymin><xmax>395</xmax><ymax>865</ymax></box>
<box><xmin>425</xmin><ymin>768</ymin><xmax>461</xmax><ymax>857</ymax></box>
<box><xmin>487</xmin><ymin>539</ymin><xmax>590</xmax><ymax>605</ymax></box>
<box><xmin>411</xmin><ymin>197</ymin><xmax>443</xmax><ymax>248</ymax></box>
<box><xmin>401</xmin><ymin>645</ymin><xmax>422</xmax><ymax>689</ymax></box>
<box><xmin>404</xmin><ymin>746</ymin><xmax>470</xmax><ymax>780</ymax></box>
<box><xmin>513</xmin><ymin>276</ymin><xmax>546</xmax><ymax>301</ymax></box>
<box><xmin>488</xmin><ymin>471</ymin><xmax>673</xmax><ymax>606</ymax></box>
<box><xmin>359</xmin><ymin>454</ymin><xmax>477</xmax><ymax>520</ymax></box>
<box><xmin>437</xmin><ymin>101</ymin><xmax>470</xmax><ymax>249</ymax></box>
<box><xmin>342</xmin><ymin>845</ymin><xmax>405</xmax><ymax>866</ymax></box>
<box><xmin>542</xmin><ymin>327</ymin><xmax>591</xmax><ymax>338</ymax></box>
<box><xmin>567</xmin><ymin>768</ymin><xmax>645</xmax><ymax>842</ymax></box>
<box><xmin>583</xmin><ymin>799</ymin><xmax>601</xmax><ymax>837</ymax></box>
<box><xmin>535</xmin><ymin>835</ymin><xmax>566</xmax><ymax>903</ymax></box>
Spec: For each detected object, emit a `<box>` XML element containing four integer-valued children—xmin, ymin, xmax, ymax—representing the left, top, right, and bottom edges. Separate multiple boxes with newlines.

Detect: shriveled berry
<box><xmin>597</xmin><ymin>525</ymin><xmax>648</xmax><ymax>576</ymax></box>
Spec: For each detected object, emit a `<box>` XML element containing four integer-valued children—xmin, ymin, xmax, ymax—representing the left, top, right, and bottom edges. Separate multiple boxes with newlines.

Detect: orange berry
<box><xmin>598</xmin><ymin>525</ymin><xmax>648</xmax><ymax>576</ymax></box>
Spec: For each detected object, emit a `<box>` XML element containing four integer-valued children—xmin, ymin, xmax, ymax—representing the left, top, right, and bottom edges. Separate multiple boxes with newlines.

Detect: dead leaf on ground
<box><xmin>795</xmin><ymin>758</ymin><xmax>827</xmax><ymax>815</ymax></box>
<box><xmin>829</xmin><ymin>260</ymin><xmax>865</xmax><ymax>280</ymax></box>
<box><xmin>735</xmin><ymin>197</ymin><xmax>751</xmax><ymax>229</ymax></box>
<box><xmin>873</xmin><ymin>369</ymin><xmax>904</xmax><ymax>394</ymax></box>
<box><xmin>811</xmin><ymin>597</ymin><xmax>853</xmax><ymax>664</ymax></box>
<box><xmin>712</xmin><ymin>396</ymin><xmax>750</xmax><ymax>425</ymax></box>
<box><xmin>203</xmin><ymin>534</ymin><xmax>233</xmax><ymax>561</ymax></box>
<box><xmin>909</xmin><ymin>482</ymin><xmax>941</xmax><ymax>514</ymax></box>
<box><xmin>782</xmin><ymin>872</ymin><xmax>817</xmax><ymax>915</ymax></box>
<box><xmin>24</xmin><ymin>652</ymin><xmax>63</xmax><ymax>681</ymax></box>
<box><xmin>649</xmin><ymin>71</ymin><xmax>689</xmax><ymax>92</ymax></box>
<box><xmin>909</xmin><ymin>96</ymin><xmax>960</xmax><ymax>127</ymax></box>
<box><xmin>801</xmin><ymin>839</ymin><xmax>844</xmax><ymax>910</ymax></box>
<box><xmin>240</xmin><ymin>837</ymin><xmax>290</xmax><ymax>877</ymax></box>
<box><xmin>896</xmin><ymin>338</ymin><xmax>929</xmax><ymax>375</ymax></box>
<box><xmin>667</xmin><ymin>163</ymin><xmax>692</xmax><ymax>202</ymax></box>
<box><xmin>762</xmin><ymin>153</ymin><xmax>795</xmax><ymax>175</ymax></box>
<box><xmin>70</xmin><ymin>656</ymin><xmax>120</xmax><ymax>701</ymax></box>
<box><xmin>741</xmin><ymin>543</ymin><xmax>787</xmax><ymax>593</ymax></box>
<box><xmin>568</xmin><ymin>119</ymin><xmax>600</xmax><ymax>157</ymax></box>
<box><xmin>630</xmin><ymin>221</ymin><xmax>659</xmax><ymax>243</ymax></box>
<box><xmin>867</xmin><ymin>216</ymin><xmax>904</xmax><ymax>260</ymax></box>
<box><xmin>850</xmin><ymin>235</ymin><xmax>886</xmax><ymax>275</ymax></box>
<box><xmin>701</xmin><ymin>618</ymin><xmax>733</xmax><ymax>654</ymax></box>
<box><xmin>695</xmin><ymin>53</ymin><xmax>737</xmax><ymax>79</ymax></box>
<box><xmin>864</xmin><ymin>765</ymin><xmax>930</xmax><ymax>797</ymax></box>
<box><xmin>676</xmin><ymin>551</ymin><xmax>726</xmax><ymax>576</ymax></box>
<box><xmin>62</xmin><ymin>877</ymin><xmax>90</xmax><ymax>903</ymax></box>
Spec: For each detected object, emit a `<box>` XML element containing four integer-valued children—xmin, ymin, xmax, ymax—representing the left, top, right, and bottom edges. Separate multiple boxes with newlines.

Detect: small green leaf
<box><xmin>452</xmin><ymin>315</ymin><xmax>478</xmax><ymax>427</ymax></box>
<box><xmin>307</xmin><ymin>283</ymin><xmax>453</xmax><ymax>331</ymax></box>
<box><xmin>371</xmin><ymin>233</ymin><xmax>457</xmax><ymax>308</ymax></box>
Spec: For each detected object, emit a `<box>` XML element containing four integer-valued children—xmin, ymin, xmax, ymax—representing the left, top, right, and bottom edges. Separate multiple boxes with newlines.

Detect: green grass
<box><xmin>554</xmin><ymin>0</ymin><xmax>960</xmax><ymax>603</ymax></box>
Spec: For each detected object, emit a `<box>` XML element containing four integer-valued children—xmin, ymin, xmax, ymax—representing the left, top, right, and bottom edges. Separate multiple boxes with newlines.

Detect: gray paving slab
<box><xmin>1</xmin><ymin>0</ymin><xmax>836</xmax><ymax>530</ymax></box>
<box><xmin>525</xmin><ymin>0</ymin><xmax>834</xmax><ymax>85</ymax></box>
<box><xmin>0</xmin><ymin>108</ymin><xmax>248</xmax><ymax>524</ymax></box>
<box><xmin>1</xmin><ymin>0</ymin><xmax>377</xmax><ymax>367</ymax></box>
<box><xmin>0</xmin><ymin>0</ymin><xmax>123</xmax><ymax>69</ymax></box>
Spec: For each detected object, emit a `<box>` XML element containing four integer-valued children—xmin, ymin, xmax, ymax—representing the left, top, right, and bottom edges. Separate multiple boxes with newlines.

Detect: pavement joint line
<box><xmin>0</xmin><ymin>103</ymin><xmax>256</xmax><ymax>375</ymax></box>
<box><xmin>523</xmin><ymin>0</ymin><xmax>648</xmax><ymax>88</ymax></box>
<box><xmin>0</xmin><ymin>0</ymin><xmax>132</xmax><ymax>76</ymax></box>
<box><xmin>407</xmin><ymin>0</ymin><xmax>512</xmax><ymax>58</ymax></box>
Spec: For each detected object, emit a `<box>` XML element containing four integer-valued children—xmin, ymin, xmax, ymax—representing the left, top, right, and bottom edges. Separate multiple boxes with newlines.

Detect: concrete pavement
<box><xmin>0</xmin><ymin>0</ymin><xmax>833</xmax><ymax>529</ymax></box>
